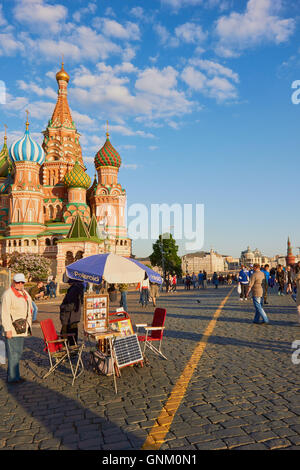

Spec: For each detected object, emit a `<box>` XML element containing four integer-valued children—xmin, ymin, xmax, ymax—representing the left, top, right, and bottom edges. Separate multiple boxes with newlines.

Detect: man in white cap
<box><xmin>1</xmin><ymin>273</ymin><xmax>33</xmax><ymax>384</ymax></box>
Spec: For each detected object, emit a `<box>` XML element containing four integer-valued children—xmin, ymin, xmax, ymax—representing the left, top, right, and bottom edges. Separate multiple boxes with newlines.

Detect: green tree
<box><xmin>9</xmin><ymin>253</ymin><xmax>51</xmax><ymax>281</ymax></box>
<box><xmin>150</xmin><ymin>233</ymin><xmax>182</xmax><ymax>279</ymax></box>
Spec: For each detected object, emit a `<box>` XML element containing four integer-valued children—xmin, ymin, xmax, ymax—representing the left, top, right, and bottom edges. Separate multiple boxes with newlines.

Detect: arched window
<box><xmin>8</xmin><ymin>241</ymin><xmax>11</xmax><ymax>247</ymax></box>
<box><xmin>53</xmin><ymin>238</ymin><xmax>58</xmax><ymax>245</ymax></box>
<box><xmin>13</xmin><ymin>240</ymin><xmax>17</xmax><ymax>247</ymax></box>
<box><xmin>45</xmin><ymin>238</ymin><xmax>51</xmax><ymax>246</ymax></box>
<box><xmin>24</xmin><ymin>240</ymin><xmax>29</xmax><ymax>247</ymax></box>
<box><xmin>56</xmin><ymin>205</ymin><xmax>61</xmax><ymax>220</ymax></box>
<box><xmin>31</xmin><ymin>239</ymin><xmax>37</xmax><ymax>246</ymax></box>
<box><xmin>49</xmin><ymin>205</ymin><xmax>54</xmax><ymax>219</ymax></box>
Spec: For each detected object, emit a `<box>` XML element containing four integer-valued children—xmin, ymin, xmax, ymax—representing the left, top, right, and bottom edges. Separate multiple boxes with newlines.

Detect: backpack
<box><xmin>89</xmin><ymin>350</ymin><xmax>114</xmax><ymax>376</ymax></box>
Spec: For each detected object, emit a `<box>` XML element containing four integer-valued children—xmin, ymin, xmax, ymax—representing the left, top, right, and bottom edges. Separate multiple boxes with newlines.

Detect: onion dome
<box><xmin>0</xmin><ymin>176</ymin><xmax>11</xmax><ymax>194</ymax></box>
<box><xmin>95</xmin><ymin>131</ymin><xmax>121</xmax><ymax>169</ymax></box>
<box><xmin>9</xmin><ymin>117</ymin><xmax>45</xmax><ymax>165</ymax></box>
<box><xmin>56</xmin><ymin>61</ymin><xmax>70</xmax><ymax>83</ymax></box>
<box><xmin>0</xmin><ymin>133</ymin><xmax>12</xmax><ymax>177</ymax></box>
<box><xmin>64</xmin><ymin>160</ymin><xmax>91</xmax><ymax>189</ymax></box>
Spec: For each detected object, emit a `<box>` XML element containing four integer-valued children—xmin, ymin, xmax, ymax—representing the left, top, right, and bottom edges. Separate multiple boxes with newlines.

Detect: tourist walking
<box><xmin>60</xmin><ymin>279</ymin><xmax>84</xmax><ymax>346</ymax></box>
<box><xmin>192</xmin><ymin>272</ymin><xmax>197</xmax><ymax>289</ymax></box>
<box><xmin>269</xmin><ymin>268</ymin><xmax>276</xmax><ymax>289</ymax></box>
<box><xmin>293</xmin><ymin>263</ymin><xmax>300</xmax><ymax>325</ymax></box>
<box><xmin>49</xmin><ymin>278</ymin><xmax>57</xmax><ymax>298</ymax></box>
<box><xmin>198</xmin><ymin>271</ymin><xmax>204</xmax><ymax>289</ymax></box>
<box><xmin>247</xmin><ymin>264</ymin><xmax>269</xmax><ymax>324</ymax></box>
<box><xmin>150</xmin><ymin>281</ymin><xmax>159</xmax><ymax>307</ymax></box>
<box><xmin>212</xmin><ymin>272</ymin><xmax>219</xmax><ymax>289</ymax></box>
<box><xmin>286</xmin><ymin>266</ymin><xmax>293</xmax><ymax>294</ymax></box>
<box><xmin>186</xmin><ymin>274</ymin><xmax>191</xmax><ymax>290</ymax></box>
<box><xmin>261</xmin><ymin>264</ymin><xmax>270</xmax><ymax>305</ymax></box>
<box><xmin>170</xmin><ymin>274</ymin><xmax>177</xmax><ymax>292</ymax></box>
<box><xmin>139</xmin><ymin>273</ymin><xmax>150</xmax><ymax>308</ymax></box>
<box><xmin>238</xmin><ymin>265</ymin><xmax>250</xmax><ymax>301</ymax></box>
<box><xmin>203</xmin><ymin>271</ymin><xmax>207</xmax><ymax>288</ymax></box>
<box><xmin>1</xmin><ymin>273</ymin><xmax>33</xmax><ymax>384</ymax></box>
<box><xmin>276</xmin><ymin>265</ymin><xmax>285</xmax><ymax>296</ymax></box>
<box><xmin>119</xmin><ymin>284</ymin><xmax>128</xmax><ymax>313</ymax></box>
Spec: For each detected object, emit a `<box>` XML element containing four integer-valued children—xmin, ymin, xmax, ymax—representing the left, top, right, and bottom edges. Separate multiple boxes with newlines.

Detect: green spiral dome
<box><xmin>64</xmin><ymin>160</ymin><xmax>91</xmax><ymax>189</ymax></box>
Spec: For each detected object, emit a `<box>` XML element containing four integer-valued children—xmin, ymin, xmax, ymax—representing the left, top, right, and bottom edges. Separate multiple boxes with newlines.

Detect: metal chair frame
<box><xmin>40</xmin><ymin>321</ymin><xmax>84</xmax><ymax>386</ymax></box>
<box><xmin>136</xmin><ymin>308</ymin><xmax>167</xmax><ymax>360</ymax></box>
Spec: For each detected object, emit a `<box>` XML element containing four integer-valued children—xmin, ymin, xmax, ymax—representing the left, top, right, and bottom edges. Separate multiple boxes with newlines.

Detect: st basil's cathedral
<box><xmin>0</xmin><ymin>62</ymin><xmax>131</xmax><ymax>282</ymax></box>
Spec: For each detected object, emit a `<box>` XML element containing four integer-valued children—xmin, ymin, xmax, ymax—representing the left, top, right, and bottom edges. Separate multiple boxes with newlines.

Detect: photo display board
<box><xmin>113</xmin><ymin>334</ymin><xmax>143</xmax><ymax>368</ymax></box>
<box><xmin>84</xmin><ymin>293</ymin><xmax>109</xmax><ymax>333</ymax></box>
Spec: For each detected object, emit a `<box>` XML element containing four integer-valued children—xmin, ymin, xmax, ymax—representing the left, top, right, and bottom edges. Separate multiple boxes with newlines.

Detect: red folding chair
<box><xmin>136</xmin><ymin>308</ymin><xmax>167</xmax><ymax>360</ymax></box>
<box><xmin>40</xmin><ymin>319</ymin><xmax>84</xmax><ymax>386</ymax></box>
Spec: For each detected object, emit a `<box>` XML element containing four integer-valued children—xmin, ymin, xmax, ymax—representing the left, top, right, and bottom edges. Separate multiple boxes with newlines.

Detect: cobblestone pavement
<box><xmin>0</xmin><ymin>285</ymin><xmax>299</xmax><ymax>450</ymax></box>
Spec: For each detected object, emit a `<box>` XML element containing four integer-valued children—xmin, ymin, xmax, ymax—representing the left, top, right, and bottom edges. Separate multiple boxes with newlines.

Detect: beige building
<box><xmin>182</xmin><ymin>250</ymin><xmax>226</xmax><ymax>275</ymax></box>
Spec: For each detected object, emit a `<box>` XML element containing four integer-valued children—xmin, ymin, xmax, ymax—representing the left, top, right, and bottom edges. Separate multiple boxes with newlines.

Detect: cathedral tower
<box><xmin>8</xmin><ymin>114</ymin><xmax>45</xmax><ymax>237</ymax></box>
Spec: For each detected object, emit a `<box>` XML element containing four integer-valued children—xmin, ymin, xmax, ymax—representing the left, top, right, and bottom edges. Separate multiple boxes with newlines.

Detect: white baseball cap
<box><xmin>13</xmin><ymin>273</ymin><xmax>26</xmax><ymax>283</ymax></box>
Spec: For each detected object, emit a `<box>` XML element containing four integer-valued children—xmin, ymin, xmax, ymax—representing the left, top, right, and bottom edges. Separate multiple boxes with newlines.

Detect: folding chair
<box><xmin>40</xmin><ymin>319</ymin><xmax>84</xmax><ymax>386</ymax></box>
<box><xmin>136</xmin><ymin>308</ymin><xmax>167</xmax><ymax>360</ymax></box>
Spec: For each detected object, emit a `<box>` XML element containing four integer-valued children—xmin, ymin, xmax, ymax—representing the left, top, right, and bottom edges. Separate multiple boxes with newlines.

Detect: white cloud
<box><xmin>215</xmin><ymin>0</ymin><xmax>295</xmax><ymax>57</ymax></box>
<box><xmin>73</xmin><ymin>2</ymin><xmax>97</xmax><ymax>23</ymax></box>
<box><xmin>104</xmin><ymin>7</ymin><xmax>116</xmax><ymax>17</ymax></box>
<box><xmin>92</xmin><ymin>18</ymin><xmax>140</xmax><ymax>41</ymax></box>
<box><xmin>22</xmin><ymin>26</ymin><xmax>122</xmax><ymax>62</ymax></box>
<box><xmin>0</xmin><ymin>5</ymin><xmax>7</xmax><ymax>26</ymax></box>
<box><xmin>149</xmin><ymin>146</ymin><xmax>158</xmax><ymax>151</ymax></box>
<box><xmin>181</xmin><ymin>59</ymin><xmax>239</xmax><ymax>102</ymax></box>
<box><xmin>161</xmin><ymin>0</ymin><xmax>223</xmax><ymax>9</ymax></box>
<box><xmin>0</xmin><ymin>32</ymin><xmax>24</xmax><ymax>56</ymax></box>
<box><xmin>130</xmin><ymin>7</ymin><xmax>145</xmax><ymax>20</ymax></box>
<box><xmin>189</xmin><ymin>59</ymin><xmax>239</xmax><ymax>83</ymax></box>
<box><xmin>175</xmin><ymin>22</ymin><xmax>207</xmax><ymax>44</ymax></box>
<box><xmin>135</xmin><ymin>66</ymin><xmax>178</xmax><ymax>97</ymax></box>
<box><xmin>14</xmin><ymin>0</ymin><xmax>67</xmax><ymax>34</ymax></box>
<box><xmin>17</xmin><ymin>80</ymin><xmax>57</xmax><ymax>100</ymax></box>
<box><xmin>71</xmin><ymin>110</ymin><xmax>96</xmax><ymax>128</ymax></box>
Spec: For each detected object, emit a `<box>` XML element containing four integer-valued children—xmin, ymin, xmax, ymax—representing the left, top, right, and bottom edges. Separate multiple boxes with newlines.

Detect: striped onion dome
<box><xmin>94</xmin><ymin>133</ymin><xmax>121</xmax><ymax>169</ymax></box>
<box><xmin>0</xmin><ymin>177</ymin><xmax>11</xmax><ymax>194</ymax></box>
<box><xmin>9</xmin><ymin>122</ymin><xmax>45</xmax><ymax>165</ymax></box>
<box><xmin>0</xmin><ymin>136</ymin><xmax>12</xmax><ymax>177</ymax></box>
<box><xmin>64</xmin><ymin>160</ymin><xmax>91</xmax><ymax>189</ymax></box>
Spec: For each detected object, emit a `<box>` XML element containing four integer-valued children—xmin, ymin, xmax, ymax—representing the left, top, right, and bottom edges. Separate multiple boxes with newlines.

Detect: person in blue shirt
<box><xmin>198</xmin><ymin>271</ymin><xmax>204</xmax><ymax>289</ymax></box>
<box><xmin>238</xmin><ymin>265</ymin><xmax>250</xmax><ymax>300</ymax></box>
<box><xmin>261</xmin><ymin>264</ymin><xmax>270</xmax><ymax>305</ymax></box>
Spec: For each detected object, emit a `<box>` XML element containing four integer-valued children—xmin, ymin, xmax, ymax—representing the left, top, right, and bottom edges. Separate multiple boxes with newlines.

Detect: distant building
<box><xmin>240</xmin><ymin>246</ymin><xmax>269</xmax><ymax>267</ymax></box>
<box><xmin>182</xmin><ymin>249</ymin><xmax>226</xmax><ymax>275</ymax></box>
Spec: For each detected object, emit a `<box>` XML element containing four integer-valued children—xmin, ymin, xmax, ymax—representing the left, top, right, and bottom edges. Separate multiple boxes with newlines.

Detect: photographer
<box><xmin>1</xmin><ymin>273</ymin><xmax>33</xmax><ymax>384</ymax></box>
<box><xmin>60</xmin><ymin>279</ymin><xmax>84</xmax><ymax>346</ymax></box>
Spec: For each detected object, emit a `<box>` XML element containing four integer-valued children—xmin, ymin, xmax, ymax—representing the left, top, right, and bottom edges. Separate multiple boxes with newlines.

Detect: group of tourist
<box><xmin>237</xmin><ymin>263</ymin><xmax>300</xmax><ymax>326</ymax></box>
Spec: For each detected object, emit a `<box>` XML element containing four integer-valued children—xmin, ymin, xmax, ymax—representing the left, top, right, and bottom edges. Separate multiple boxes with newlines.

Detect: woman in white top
<box><xmin>139</xmin><ymin>274</ymin><xmax>150</xmax><ymax>308</ymax></box>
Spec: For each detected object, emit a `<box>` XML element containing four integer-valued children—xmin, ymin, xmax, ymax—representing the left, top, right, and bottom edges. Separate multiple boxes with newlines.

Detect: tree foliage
<box><xmin>9</xmin><ymin>253</ymin><xmax>51</xmax><ymax>281</ymax></box>
<box><xmin>150</xmin><ymin>233</ymin><xmax>182</xmax><ymax>278</ymax></box>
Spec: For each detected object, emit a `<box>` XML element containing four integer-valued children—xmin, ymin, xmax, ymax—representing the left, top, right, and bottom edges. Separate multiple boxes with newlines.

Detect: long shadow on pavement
<box><xmin>0</xmin><ymin>376</ymin><xmax>141</xmax><ymax>450</ymax></box>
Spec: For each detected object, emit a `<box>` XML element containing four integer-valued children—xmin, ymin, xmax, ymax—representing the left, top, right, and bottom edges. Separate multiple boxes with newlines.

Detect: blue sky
<box><xmin>0</xmin><ymin>0</ymin><xmax>299</xmax><ymax>258</ymax></box>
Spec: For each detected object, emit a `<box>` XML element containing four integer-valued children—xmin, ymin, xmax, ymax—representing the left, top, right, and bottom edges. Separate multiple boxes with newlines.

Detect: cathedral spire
<box><xmin>286</xmin><ymin>236</ymin><xmax>295</xmax><ymax>266</ymax></box>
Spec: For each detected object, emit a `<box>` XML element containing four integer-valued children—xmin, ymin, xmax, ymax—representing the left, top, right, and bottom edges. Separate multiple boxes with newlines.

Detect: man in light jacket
<box><xmin>1</xmin><ymin>273</ymin><xmax>33</xmax><ymax>384</ymax></box>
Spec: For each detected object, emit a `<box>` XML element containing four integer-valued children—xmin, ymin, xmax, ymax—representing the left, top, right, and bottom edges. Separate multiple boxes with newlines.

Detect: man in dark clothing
<box><xmin>60</xmin><ymin>279</ymin><xmax>84</xmax><ymax>346</ymax></box>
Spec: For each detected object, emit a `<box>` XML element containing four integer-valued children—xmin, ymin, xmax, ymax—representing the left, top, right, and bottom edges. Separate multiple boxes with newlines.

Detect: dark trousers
<box><xmin>61</xmin><ymin>323</ymin><xmax>78</xmax><ymax>346</ymax></box>
<box><xmin>120</xmin><ymin>291</ymin><xmax>128</xmax><ymax>312</ymax></box>
<box><xmin>240</xmin><ymin>284</ymin><xmax>248</xmax><ymax>299</ymax></box>
<box><xmin>6</xmin><ymin>337</ymin><xmax>24</xmax><ymax>382</ymax></box>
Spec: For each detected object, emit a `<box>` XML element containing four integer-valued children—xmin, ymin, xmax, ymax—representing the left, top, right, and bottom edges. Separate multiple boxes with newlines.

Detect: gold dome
<box><xmin>56</xmin><ymin>62</ymin><xmax>70</xmax><ymax>83</ymax></box>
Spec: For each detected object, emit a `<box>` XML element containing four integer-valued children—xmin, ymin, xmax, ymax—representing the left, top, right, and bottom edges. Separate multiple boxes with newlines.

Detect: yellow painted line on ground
<box><xmin>141</xmin><ymin>287</ymin><xmax>234</xmax><ymax>450</ymax></box>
